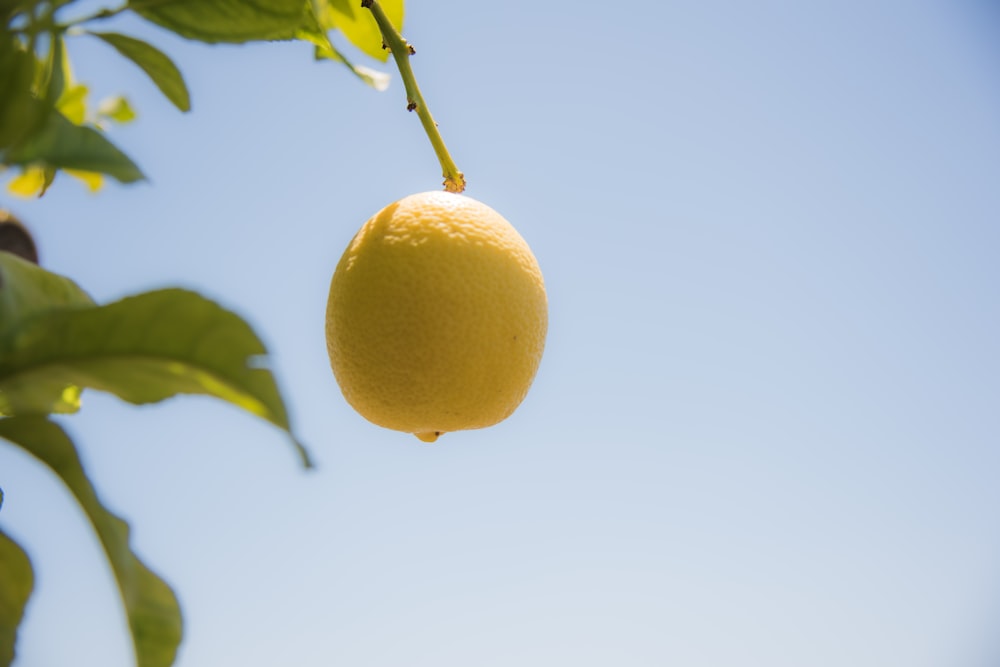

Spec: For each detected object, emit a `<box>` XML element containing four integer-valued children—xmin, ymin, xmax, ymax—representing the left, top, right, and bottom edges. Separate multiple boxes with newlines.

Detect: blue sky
<box><xmin>2</xmin><ymin>1</ymin><xmax>999</xmax><ymax>665</ymax></box>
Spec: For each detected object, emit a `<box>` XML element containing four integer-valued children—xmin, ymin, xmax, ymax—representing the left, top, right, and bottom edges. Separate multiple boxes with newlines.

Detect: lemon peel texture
<box><xmin>326</xmin><ymin>191</ymin><xmax>547</xmax><ymax>442</ymax></box>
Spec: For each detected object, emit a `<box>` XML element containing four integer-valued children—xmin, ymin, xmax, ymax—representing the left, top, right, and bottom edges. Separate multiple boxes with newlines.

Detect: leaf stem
<box><xmin>60</xmin><ymin>3</ymin><xmax>128</xmax><ymax>29</ymax></box>
<box><xmin>361</xmin><ymin>0</ymin><xmax>465</xmax><ymax>193</ymax></box>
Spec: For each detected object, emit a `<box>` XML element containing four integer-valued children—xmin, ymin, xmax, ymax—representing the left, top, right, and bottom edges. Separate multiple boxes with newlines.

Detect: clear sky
<box><xmin>2</xmin><ymin>1</ymin><xmax>1000</xmax><ymax>665</ymax></box>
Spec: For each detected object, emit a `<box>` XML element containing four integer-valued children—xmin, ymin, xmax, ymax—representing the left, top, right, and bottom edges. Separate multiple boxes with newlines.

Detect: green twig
<box><xmin>58</xmin><ymin>2</ymin><xmax>128</xmax><ymax>30</ymax></box>
<box><xmin>361</xmin><ymin>0</ymin><xmax>465</xmax><ymax>193</ymax></box>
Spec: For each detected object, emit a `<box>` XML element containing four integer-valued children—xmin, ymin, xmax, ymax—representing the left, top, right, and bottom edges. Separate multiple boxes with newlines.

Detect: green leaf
<box><xmin>0</xmin><ymin>287</ymin><xmax>312</xmax><ymax>466</ymax></box>
<box><xmin>64</xmin><ymin>168</ymin><xmax>106</xmax><ymax>192</ymax></box>
<box><xmin>89</xmin><ymin>32</ymin><xmax>190</xmax><ymax>112</ymax></box>
<box><xmin>3</xmin><ymin>110</ymin><xmax>145</xmax><ymax>184</ymax></box>
<box><xmin>98</xmin><ymin>95</ymin><xmax>138</xmax><ymax>124</ymax></box>
<box><xmin>44</xmin><ymin>37</ymin><xmax>67</xmax><ymax>108</ymax></box>
<box><xmin>6</xmin><ymin>165</ymin><xmax>57</xmax><ymax>199</ymax></box>
<box><xmin>55</xmin><ymin>83</ymin><xmax>88</xmax><ymax>125</ymax></box>
<box><xmin>0</xmin><ymin>34</ymin><xmax>43</xmax><ymax>151</ymax></box>
<box><xmin>0</xmin><ymin>253</ymin><xmax>94</xmax><ymax>413</ymax></box>
<box><xmin>130</xmin><ymin>0</ymin><xmax>305</xmax><ymax>44</ymax></box>
<box><xmin>0</xmin><ymin>417</ymin><xmax>182</xmax><ymax>667</ymax></box>
<box><xmin>50</xmin><ymin>35</ymin><xmax>88</xmax><ymax>125</ymax></box>
<box><xmin>298</xmin><ymin>30</ymin><xmax>389</xmax><ymax>90</ymax></box>
<box><xmin>298</xmin><ymin>2</ymin><xmax>390</xmax><ymax>89</ymax></box>
<box><xmin>0</xmin><ymin>252</ymin><xmax>95</xmax><ymax>335</ymax></box>
<box><xmin>323</xmin><ymin>0</ymin><xmax>403</xmax><ymax>62</ymax></box>
<box><xmin>0</xmin><ymin>529</ymin><xmax>33</xmax><ymax>667</ymax></box>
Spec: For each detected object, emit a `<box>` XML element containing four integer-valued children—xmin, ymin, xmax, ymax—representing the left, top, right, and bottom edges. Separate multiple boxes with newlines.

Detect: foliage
<box><xmin>0</xmin><ymin>0</ymin><xmax>404</xmax><ymax>665</ymax></box>
<box><xmin>0</xmin><ymin>417</ymin><xmax>183</xmax><ymax>667</ymax></box>
<box><xmin>0</xmin><ymin>528</ymin><xmax>32</xmax><ymax>667</ymax></box>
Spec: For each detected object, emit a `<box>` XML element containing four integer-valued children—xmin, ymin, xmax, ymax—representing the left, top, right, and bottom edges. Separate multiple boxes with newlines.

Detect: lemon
<box><xmin>325</xmin><ymin>191</ymin><xmax>547</xmax><ymax>442</ymax></box>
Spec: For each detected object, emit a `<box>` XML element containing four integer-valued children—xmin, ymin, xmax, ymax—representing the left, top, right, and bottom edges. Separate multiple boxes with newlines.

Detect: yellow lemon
<box><xmin>326</xmin><ymin>191</ymin><xmax>547</xmax><ymax>442</ymax></box>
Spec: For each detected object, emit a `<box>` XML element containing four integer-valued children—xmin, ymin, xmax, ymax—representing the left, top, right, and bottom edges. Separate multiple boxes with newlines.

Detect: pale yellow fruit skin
<box><xmin>326</xmin><ymin>191</ymin><xmax>548</xmax><ymax>442</ymax></box>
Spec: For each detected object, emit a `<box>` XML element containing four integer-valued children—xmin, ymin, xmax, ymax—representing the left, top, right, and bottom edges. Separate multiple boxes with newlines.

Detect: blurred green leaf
<box><xmin>64</xmin><ymin>168</ymin><xmax>106</xmax><ymax>192</ymax></box>
<box><xmin>298</xmin><ymin>2</ymin><xmax>390</xmax><ymax>90</ymax></box>
<box><xmin>0</xmin><ymin>252</ymin><xmax>95</xmax><ymax>335</ymax></box>
<box><xmin>0</xmin><ymin>287</ymin><xmax>312</xmax><ymax>466</ymax></box>
<box><xmin>0</xmin><ymin>529</ymin><xmax>33</xmax><ymax>667</ymax></box>
<box><xmin>7</xmin><ymin>166</ymin><xmax>103</xmax><ymax>198</ymax></box>
<box><xmin>89</xmin><ymin>32</ymin><xmax>190</xmax><ymax>112</ymax></box>
<box><xmin>0</xmin><ymin>417</ymin><xmax>182</xmax><ymax>667</ymax></box>
<box><xmin>322</xmin><ymin>0</ymin><xmax>403</xmax><ymax>62</ymax></box>
<box><xmin>56</xmin><ymin>83</ymin><xmax>88</xmax><ymax>125</ymax></box>
<box><xmin>129</xmin><ymin>0</ymin><xmax>305</xmax><ymax>44</ymax></box>
<box><xmin>0</xmin><ymin>34</ymin><xmax>43</xmax><ymax>152</ymax></box>
<box><xmin>4</xmin><ymin>110</ymin><xmax>145</xmax><ymax>184</ymax></box>
<box><xmin>6</xmin><ymin>166</ymin><xmax>54</xmax><ymax>198</ymax></box>
<box><xmin>0</xmin><ymin>253</ymin><xmax>94</xmax><ymax>414</ymax></box>
<box><xmin>301</xmin><ymin>35</ymin><xmax>389</xmax><ymax>90</ymax></box>
<box><xmin>98</xmin><ymin>95</ymin><xmax>138</xmax><ymax>124</ymax></box>
<box><xmin>43</xmin><ymin>37</ymin><xmax>66</xmax><ymax>108</ymax></box>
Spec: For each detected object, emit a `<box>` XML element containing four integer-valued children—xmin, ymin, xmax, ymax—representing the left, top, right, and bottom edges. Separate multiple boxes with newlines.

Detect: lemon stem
<box><xmin>362</xmin><ymin>0</ymin><xmax>466</xmax><ymax>193</ymax></box>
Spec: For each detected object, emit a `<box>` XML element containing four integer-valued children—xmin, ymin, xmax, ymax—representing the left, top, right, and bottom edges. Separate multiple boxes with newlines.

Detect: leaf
<box><xmin>0</xmin><ymin>253</ymin><xmax>94</xmax><ymax>414</ymax></box>
<box><xmin>0</xmin><ymin>529</ymin><xmax>33</xmax><ymax>667</ymax></box>
<box><xmin>323</xmin><ymin>0</ymin><xmax>403</xmax><ymax>63</ymax></box>
<box><xmin>0</xmin><ymin>417</ymin><xmax>182</xmax><ymax>667</ymax></box>
<box><xmin>129</xmin><ymin>0</ymin><xmax>305</xmax><ymax>44</ymax></box>
<box><xmin>6</xmin><ymin>166</ymin><xmax>49</xmax><ymax>198</ymax></box>
<box><xmin>65</xmin><ymin>168</ymin><xmax>105</xmax><ymax>192</ymax></box>
<box><xmin>56</xmin><ymin>82</ymin><xmax>89</xmax><ymax>125</ymax></box>
<box><xmin>4</xmin><ymin>110</ymin><xmax>145</xmax><ymax>184</ymax></box>
<box><xmin>49</xmin><ymin>37</ymin><xmax>88</xmax><ymax>125</ymax></box>
<box><xmin>298</xmin><ymin>3</ymin><xmax>391</xmax><ymax>90</ymax></box>
<box><xmin>299</xmin><ymin>32</ymin><xmax>390</xmax><ymax>90</ymax></box>
<box><xmin>343</xmin><ymin>63</ymin><xmax>389</xmax><ymax>91</ymax></box>
<box><xmin>89</xmin><ymin>32</ymin><xmax>190</xmax><ymax>112</ymax></box>
<box><xmin>0</xmin><ymin>287</ymin><xmax>312</xmax><ymax>466</ymax></box>
<box><xmin>0</xmin><ymin>252</ymin><xmax>95</xmax><ymax>335</ymax></box>
<box><xmin>97</xmin><ymin>95</ymin><xmax>138</xmax><ymax>124</ymax></box>
<box><xmin>0</xmin><ymin>34</ymin><xmax>44</xmax><ymax>151</ymax></box>
<box><xmin>8</xmin><ymin>167</ymin><xmax>101</xmax><ymax>197</ymax></box>
<box><xmin>43</xmin><ymin>37</ymin><xmax>67</xmax><ymax>108</ymax></box>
